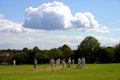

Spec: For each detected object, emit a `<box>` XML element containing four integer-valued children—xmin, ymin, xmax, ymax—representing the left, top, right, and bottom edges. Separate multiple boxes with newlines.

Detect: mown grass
<box><xmin>0</xmin><ymin>64</ymin><xmax>120</xmax><ymax>80</ymax></box>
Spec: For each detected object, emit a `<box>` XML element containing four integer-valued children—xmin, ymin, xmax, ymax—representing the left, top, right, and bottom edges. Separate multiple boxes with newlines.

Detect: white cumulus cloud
<box><xmin>23</xmin><ymin>1</ymin><xmax>72</xmax><ymax>30</ymax></box>
<box><xmin>0</xmin><ymin>14</ymin><xmax>30</xmax><ymax>33</ymax></box>
<box><xmin>23</xmin><ymin>1</ymin><xmax>109</xmax><ymax>33</ymax></box>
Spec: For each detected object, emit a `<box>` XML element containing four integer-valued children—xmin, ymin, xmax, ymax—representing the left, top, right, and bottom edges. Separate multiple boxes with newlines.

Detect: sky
<box><xmin>0</xmin><ymin>0</ymin><xmax>120</xmax><ymax>50</ymax></box>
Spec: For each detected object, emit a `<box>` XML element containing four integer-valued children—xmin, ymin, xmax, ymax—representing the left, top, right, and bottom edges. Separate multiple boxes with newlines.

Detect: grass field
<box><xmin>0</xmin><ymin>64</ymin><xmax>120</xmax><ymax>80</ymax></box>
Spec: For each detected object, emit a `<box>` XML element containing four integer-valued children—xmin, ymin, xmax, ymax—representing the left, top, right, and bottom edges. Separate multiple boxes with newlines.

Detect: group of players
<box><xmin>50</xmin><ymin>57</ymin><xmax>86</xmax><ymax>71</ymax></box>
<box><xmin>14</xmin><ymin>57</ymin><xmax>86</xmax><ymax>71</ymax></box>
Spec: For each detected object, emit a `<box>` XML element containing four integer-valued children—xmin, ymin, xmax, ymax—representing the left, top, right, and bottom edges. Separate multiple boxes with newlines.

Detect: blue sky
<box><xmin>0</xmin><ymin>0</ymin><xmax>120</xmax><ymax>49</ymax></box>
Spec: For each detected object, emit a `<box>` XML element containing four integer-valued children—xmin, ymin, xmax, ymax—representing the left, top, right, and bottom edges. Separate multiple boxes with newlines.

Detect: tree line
<box><xmin>0</xmin><ymin>36</ymin><xmax>120</xmax><ymax>64</ymax></box>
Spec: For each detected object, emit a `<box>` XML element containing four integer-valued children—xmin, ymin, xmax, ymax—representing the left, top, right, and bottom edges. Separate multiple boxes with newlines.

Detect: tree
<box><xmin>77</xmin><ymin>36</ymin><xmax>100</xmax><ymax>63</ymax></box>
<box><xmin>114</xmin><ymin>42</ymin><xmax>120</xmax><ymax>63</ymax></box>
<box><xmin>105</xmin><ymin>47</ymin><xmax>115</xmax><ymax>62</ymax></box>
<box><xmin>33</xmin><ymin>46</ymin><xmax>40</xmax><ymax>53</ymax></box>
<box><xmin>27</xmin><ymin>49</ymin><xmax>34</xmax><ymax>64</ymax></box>
<box><xmin>33</xmin><ymin>46</ymin><xmax>40</xmax><ymax>58</ymax></box>
<box><xmin>49</xmin><ymin>48</ymin><xmax>63</xmax><ymax>59</ymax></box>
<box><xmin>23</xmin><ymin>47</ymin><xmax>29</xmax><ymax>53</ymax></box>
<box><xmin>12</xmin><ymin>52</ymin><xmax>29</xmax><ymax>64</ymax></box>
<box><xmin>99</xmin><ymin>46</ymin><xmax>115</xmax><ymax>63</ymax></box>
<box><xmin>59</xmin><ymin>44</ymin><xmax>74</xmax><ymax>59</ymax></box>
<box><xmin>36</xmin><ymin>50</ymin><xmax>49</xmax><ymax>64</ymax></box>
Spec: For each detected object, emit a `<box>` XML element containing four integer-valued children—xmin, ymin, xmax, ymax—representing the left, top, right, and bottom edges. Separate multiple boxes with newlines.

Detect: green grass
<box><xmin>0</xmin><ymin>64</ymin><xmax>120</xmax><ymax>80</ymax></box>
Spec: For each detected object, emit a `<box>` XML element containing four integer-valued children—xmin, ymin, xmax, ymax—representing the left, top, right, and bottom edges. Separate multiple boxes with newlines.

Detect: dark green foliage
<box><xmin>12</xmin><ymin>52</ymin><xmax>29</xmax><ymax>64</ymax></box>
<box><xmin>49</xmin><ymin>48</ymin><xmax>63</xmax><ymax>59</ymax></box>
<box><xmin>77</xmin><ymin>36</ymin><xmax>100</xmax><ymax>63</ymax></box>
<box><xmin>114</xmin><ymin>42</ymin><xmax>120</xmax><ymax>63</ymax></box>
<box><xmin>0</xmin><ymin>36</ymin><xmax>120</xmax><ymax>64</ymax></box>
<box><xmin>59</xmin><ymin>44</ymin><xmax>74</xmax><ymax>59</ymax></box>
<box><xmin>36</xmin><ymin>50</ymin><xmax>49</xmax><ymax>64</ymax></box>
<box><xmin>98</xmin><ymin>47</ymin><xmax>115</xmax><ymax>63</ymax></box>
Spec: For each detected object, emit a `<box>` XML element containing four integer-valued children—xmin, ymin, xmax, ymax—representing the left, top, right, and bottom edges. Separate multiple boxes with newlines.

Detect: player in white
<box><xmin>76</xmin><ymin>58</ymin><xmax>81</xmax><ymax>69</ymax></box>
<box><xmin>50</xmin><ymin>58</ymin><xmax>55</xmax><ymax>71</ymax></box>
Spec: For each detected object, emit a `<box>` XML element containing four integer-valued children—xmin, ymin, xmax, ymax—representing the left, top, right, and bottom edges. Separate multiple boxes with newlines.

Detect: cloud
<box><xmin>23</xmin><ymin>1</ymin><xmax>109</xmax><ymax>33</ymax></box>
<box><xmin>96</xmin><ymin>36</ymin><xmax>119</xmax><ymax>46</ymax></box>
<box><xmin>70</xmin><ymin>12</ymin><xmax>98</xmax><ymax>29</ymax></box>
<box><xmin>0</xmin><ymin>33</ymin><xmax>34</xmax><ymax>49</ymax></box>
<box><xmin>0</xmin><ymin>14</ymin><xmax>30</xmax><ymax>33</ymax></box>
<box><xmin>23</xmin><ymin>1</ymin><xmax>72</xmax><ymax>30</ymax></box>
<box><xmin>0</xmin><ymin>29</ymin><xmax>119</xmax><ymax>49</ymax></box>
<box><xmin>0</xmin><ymin>1</ymin><xmax>116</xmax><ymax>50</ymax></box>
